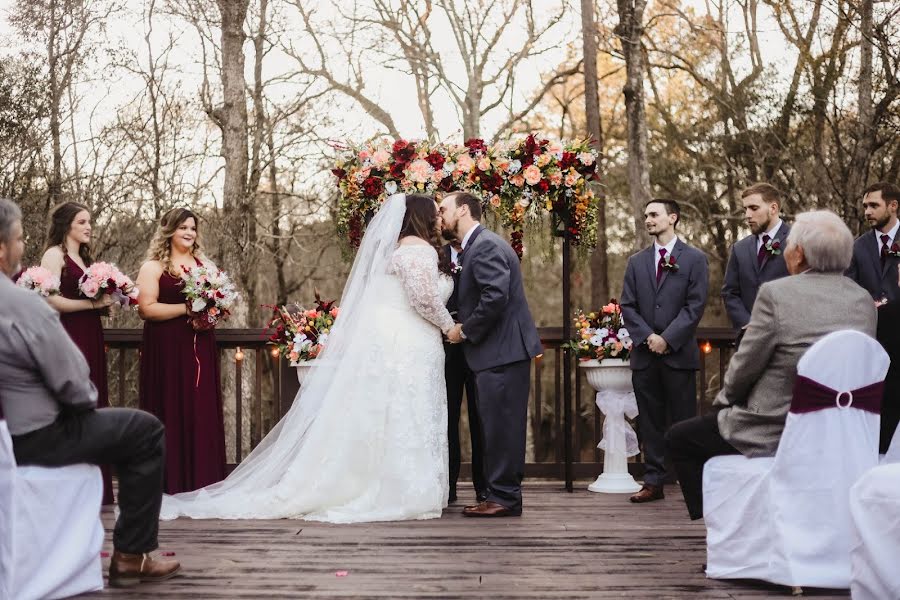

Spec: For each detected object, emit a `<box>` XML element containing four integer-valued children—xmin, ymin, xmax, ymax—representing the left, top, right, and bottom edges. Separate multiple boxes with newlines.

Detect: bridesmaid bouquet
<box><xmin>15</xmin><ymin>266</ymin><xmax>61</xmax><ymax>297</ymax></box>
<box><xmin>78</xmin><ymin>262</ymin><xmax>140</xmax><ymax>307</ymax></box>
<box><xmin>181</xmin><ymin>265</ymin><xmax>239</xmax><ymax>331</ymax></box>
<box><xmin>264</xmin><ymin>292</ymin><xmax>339</xmax><ymax>362</ymax></box>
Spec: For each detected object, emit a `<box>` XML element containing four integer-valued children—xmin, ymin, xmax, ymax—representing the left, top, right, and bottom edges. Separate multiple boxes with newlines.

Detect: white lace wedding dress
<box><xmin>159</xmin><ymin>195</ymin><xmax>454</xmax><ymax>523</ymax></box>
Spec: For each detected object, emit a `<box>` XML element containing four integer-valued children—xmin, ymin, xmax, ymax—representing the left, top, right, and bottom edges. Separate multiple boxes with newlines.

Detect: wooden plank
<box><xmin>84</xmin><ymin>483</ymin><xmax>846</xmax><ymax>599</ymax></box>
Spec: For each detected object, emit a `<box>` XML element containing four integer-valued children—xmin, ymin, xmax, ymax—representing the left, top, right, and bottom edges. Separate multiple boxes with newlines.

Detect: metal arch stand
<box><xmin>561</xmin><ymin>228</ymin><xmax>574</xmax><ymax>493</ymax></box>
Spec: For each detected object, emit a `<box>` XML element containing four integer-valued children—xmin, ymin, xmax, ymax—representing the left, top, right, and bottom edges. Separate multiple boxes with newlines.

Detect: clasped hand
<box><xmin>647</xmin><ymin>333</ymin><xmax>669</xmax><ymax>354</ymax></box>
<box><xmin>445</xmin><ymin>323</ymin><xmax>463</xmax><ymax>344</ymax></box>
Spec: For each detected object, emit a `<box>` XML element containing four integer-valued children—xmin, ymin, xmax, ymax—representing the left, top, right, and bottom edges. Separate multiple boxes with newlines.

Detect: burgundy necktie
<box><xmin>757</xmin><ymin>234</ymin><xmax>770</xmax><ymax>267</ymax></box>
<box><xmin>656</xmin><ymin>248</ymin><xmax>667</xmax><ymax>284</ymax></box>
<box><xmin>880</xmin><ymin>234</ymin><xmax>890</xmax><ymax>268</ymax></box>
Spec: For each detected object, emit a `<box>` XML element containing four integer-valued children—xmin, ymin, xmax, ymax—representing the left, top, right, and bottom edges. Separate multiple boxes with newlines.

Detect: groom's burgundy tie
<box><xmin>757</xmin><ymin>234</ymin><xmax>770</xmax><ymax>267</ymax></box>
<box><xmin>656</xmin><ymin>248</ymin><xmax>667</xmax><ymax>284</ymax></box>
<box><xmin>880</xmin><ymin>234</ymin><xmax>890</xmax><ymax>268</ymax></box>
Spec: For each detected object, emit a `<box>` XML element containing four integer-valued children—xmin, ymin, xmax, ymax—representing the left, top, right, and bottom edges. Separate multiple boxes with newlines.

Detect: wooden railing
<box><xmin>102</xmin><ymin>327</ymin><xmax>737</xmax><ymax>483</ymax></box>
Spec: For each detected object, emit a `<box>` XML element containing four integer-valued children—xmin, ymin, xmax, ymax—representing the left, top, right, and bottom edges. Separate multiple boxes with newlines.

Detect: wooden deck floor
<box><xmin>84</xmin><ymin>482</ymin><xmax>848</xmax><ymax>599</ymax></box>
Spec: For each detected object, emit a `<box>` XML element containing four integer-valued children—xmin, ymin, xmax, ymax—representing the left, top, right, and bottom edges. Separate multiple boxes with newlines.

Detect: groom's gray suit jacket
<box><xmin>456</xmin><ymin>225</ymin><xmax>542</xmax><ymax>371</ymax></box>
<box><xmin>620</xmin><ymin>239</ymin><xmax>709</xmax><ymax>371</ymax></box>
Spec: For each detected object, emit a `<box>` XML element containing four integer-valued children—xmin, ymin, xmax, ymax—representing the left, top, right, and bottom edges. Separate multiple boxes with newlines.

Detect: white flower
<box><xmin>589</xmin><ymin>334</ymin><xmax>605</xmax><ymax>347</ymax></box>
<box><xmin>318</xmin><ymin>333</ymin><xmax>329</xmax><ymax>346</ymax></box>
<box><xmin>518</xmin><ymin>198</ymin><xmax>530</xmax><ymax>208</ymax></box>
<box><xmin>385</xmin><ymin>180</ymin><xmax>398</xmax><ymax>195</ymax></box>
<box><xmin>595</xmin><ymin>327</ymin><xmax>609</xmax><ymax>339</ymax></box>
<box><xmin>293</xmin><ymin>332</ymin><xmax>308</xmax><ymax>344</ymax></box>
<box><xmin>506</xmin><ymin>159</ymin><xmax>522</xmax><ymax>174</ymax></box>
<box><xmin>617</xmin><ymin>328</ymin><xmax>630</xmax><ymax>340</ymax></box>
<box><xmin>623</xmin><ymin>339</ymin><xmax>633</xmax><ymax>350</ymax></box>
<box><xmin>443</xmin><ymin>162</ymin><xmax>455</xmax><ymax>173</ymax></box>
<box><xmin>191</xmin><ymin>298</ymin><xmax>207</xmax><ymax>312</ymax></box>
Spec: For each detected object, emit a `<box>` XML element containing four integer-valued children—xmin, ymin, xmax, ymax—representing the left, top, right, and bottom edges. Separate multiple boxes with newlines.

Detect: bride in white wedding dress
<box><xmin>159</xmin><ymin>194</ymin><xmax>456</xmax><ymax>523</ymax></box>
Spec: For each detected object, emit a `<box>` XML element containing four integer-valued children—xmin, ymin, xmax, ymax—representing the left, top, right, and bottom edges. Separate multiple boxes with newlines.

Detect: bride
<box><xmin>160</xmin><ymin>194</ymin><xmax>456</xmax><ymax>523</ymax></box>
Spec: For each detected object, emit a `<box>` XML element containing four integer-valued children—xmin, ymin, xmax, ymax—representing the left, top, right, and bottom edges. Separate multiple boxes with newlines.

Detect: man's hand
<box><xmin>647</xmin><ymin>333</ymin><xmax>668</xmax><ymax>354</ymax></box>
<box><xmin>446</xmin><ymin>323</ymin><xmax>463</xmax><ymax>344</ymax></box>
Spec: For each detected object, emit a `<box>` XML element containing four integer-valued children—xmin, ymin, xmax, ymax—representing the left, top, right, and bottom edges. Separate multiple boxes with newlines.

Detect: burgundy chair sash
<box><xmin>790</xmin><ymin>375</ymin><xmax>883</xmax><ymax>414</ymax></box>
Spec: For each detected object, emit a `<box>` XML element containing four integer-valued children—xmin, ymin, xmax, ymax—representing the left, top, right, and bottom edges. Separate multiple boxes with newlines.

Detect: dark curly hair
<box><xmin>399</xmin><ymin>195</ymin><xmax>451</xmax><ymax>274</ymax></box>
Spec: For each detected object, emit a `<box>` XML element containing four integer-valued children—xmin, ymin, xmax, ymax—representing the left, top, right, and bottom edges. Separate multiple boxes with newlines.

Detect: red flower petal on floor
<box><xmin>335</xmin><ymin>570</ymin><xmax>349</xmax><ymax>577</ymax></box>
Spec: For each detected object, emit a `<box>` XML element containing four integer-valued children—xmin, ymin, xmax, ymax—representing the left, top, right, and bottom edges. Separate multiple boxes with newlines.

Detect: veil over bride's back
<box><xmin>160</xmin><ymin>193</ymin><xmax>449</xmax><ymax>522</ymax></box>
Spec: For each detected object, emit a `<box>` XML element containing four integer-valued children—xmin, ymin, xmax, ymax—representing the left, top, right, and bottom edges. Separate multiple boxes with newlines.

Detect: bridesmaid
<box><xmin>136</xmin><ymin>207</ymin><xmax>226</xmax><ymax>494</ymax></box>
<box><xmin>40</xmin><ymin>202</ymin><xmax>116</xmax><ymax>505</ymax></box>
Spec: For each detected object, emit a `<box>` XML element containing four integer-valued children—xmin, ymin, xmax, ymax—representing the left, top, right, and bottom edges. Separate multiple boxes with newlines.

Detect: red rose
<box><xmin>465</xmin><ymin>138</ymin><xmax>488</xmax><ymax>155</ymax></box>
<box><xmin>389</xmin><ymin>162</ymin><xmax>406</xmax><ymax>178</ymax></box>
<box><xmin>483</xmin><ymin>172</ymin><xmax>503</xmax><ymax>192</ymax></box>
<box><xmin>771</xmin><ymin>241</ymin><xmax>781</xmax><ymax>250</ymax></box>
<box><xmin>439</xmin><ymin>176</ymin><xmax>456</xmax><ymax>192</ymax></box>
<box><xmin>559</xmin><ymin>152</ymin><xmax>576</xmax><ymax>170</ymax></box>
<box><xmin>426</xmin><ymin>152</ymin><xmax>445</xmax><ymax>171</ymax></box>
<box><xmin>362</xmin><ymin>176</ymin><xmax>383</xmax><ymax>197</ymax></box>
<box><xmin>392</xmin><ymin>139</ymin><xmax>415</xmax><ymax>162</ymax></box>
<box><xmin>524</xmin><ymin>134</ymin><xmax>540</xmax><ymax>156</ymax></box>
<box><xmin>536</xmin><ymin>179</ymin><xmax>550</xmax><ymax>193</ymax></box>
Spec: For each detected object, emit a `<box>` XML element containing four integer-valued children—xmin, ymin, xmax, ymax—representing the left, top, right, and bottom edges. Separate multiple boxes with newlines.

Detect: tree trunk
<box><xmin>47</xmin><ymin>0</ymin><xmax>62</xmax><ymax>214</ymax></box>
<box><xmin>615</xmin><ymin>0</ymin><xmax>651</xmax><ymax>249</ymax></box>
<box><xmin>581</xmin><ymin>0</ymin><xmax>609</xmax><ymax>305</ymax></box>
<box><xmin>216</xmin><ymin>0</ymin><xmax>254</xmax><ymax>323</ymax></box>
<box><xmin>845</xmin><ymin>0</ymin><xmax>874</xmax><ymax>209</ymax></box>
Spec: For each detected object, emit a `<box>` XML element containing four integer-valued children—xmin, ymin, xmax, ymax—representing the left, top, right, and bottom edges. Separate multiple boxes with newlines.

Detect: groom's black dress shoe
<box><xmin>462</xmin><ymin>501</ymin><xmax>521</xmax><ymax>517</ymax></box>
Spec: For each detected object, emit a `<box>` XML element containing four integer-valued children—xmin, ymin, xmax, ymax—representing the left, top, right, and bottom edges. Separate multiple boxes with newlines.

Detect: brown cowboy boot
<box><xmin>108</xmin><ymin>550</ymin><xmax>181</xmax><ymax>587</ymax></box>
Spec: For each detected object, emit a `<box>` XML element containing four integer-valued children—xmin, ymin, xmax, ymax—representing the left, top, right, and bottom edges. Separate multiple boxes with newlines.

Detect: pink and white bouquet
<box><xmin>567</xmin><ymin>299</ymin><xmax>633</xmax><ymax>362</ymax></box>
<box><xmin>15</xmin><ymin>266</ymin><xmax>61</xmax><ymax>297</ymax></box>
<box><xmin>181</xmin><ymin>264</ymin><xmax>239</xmax><ymax>331</ymax></box>
<box><xmin>78</xmin><ymin>262</ymin><xmax>139</xmax><ymax>307</ymax></box>
<box><xmin>264</xmin><ymin>292</ymin><xmax>339</xmax><ymax>362</ymax></box>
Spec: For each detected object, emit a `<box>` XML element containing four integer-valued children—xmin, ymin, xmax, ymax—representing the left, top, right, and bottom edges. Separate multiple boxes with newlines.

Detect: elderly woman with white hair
<box><xmin>665</xmin><ymin>209</ymin><xmax>877</xmax><ymax>521</ymax></box>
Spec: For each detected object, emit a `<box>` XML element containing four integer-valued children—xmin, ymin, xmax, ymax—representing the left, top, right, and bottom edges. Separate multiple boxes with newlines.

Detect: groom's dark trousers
<box><xmin>445</xmin><ymin>343</ymin><xmax>486</xmax><ymax>499</ymax></box>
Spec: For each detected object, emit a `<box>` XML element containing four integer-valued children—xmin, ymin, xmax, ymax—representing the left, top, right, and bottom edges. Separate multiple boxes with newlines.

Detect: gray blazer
<box><xmin>846</xmin><ymin>229</ymin><xmax>900</xmax><ymax>302</ymax></box>
<box><xmin>721</xmin><ymin>225</ymin><xmax>791</xmax><ymax>329</ymax></box>
<box><xmin>715</xmin><ymin>272</ymin><xmax>877</xmax><ymax>457</ymax></box>
<box><xmin>457</xmin><ymin>225</ymin><xmax>543</xmax><ymax>372</ymax></box>
<box><xmin>620</xmin><ymin>239</ymin><xmax>709</xmax><ymax>370</ymax></box>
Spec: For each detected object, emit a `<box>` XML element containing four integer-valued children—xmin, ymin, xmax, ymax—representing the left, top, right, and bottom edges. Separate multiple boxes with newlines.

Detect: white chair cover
<box><xmin>0</xmin><ymin>422</ymin><xmax>14</xmax><ymax>600</ymax></box>
<box><xmin>882</xmin><ymin>426</ymin><xmax>900</xmax><ymax>464</ymax></box>
<box><xmin>704</xmin><ymin>330</ymin><xmax>887</xmax><ymax>588</ymax></box>
<box><xmin>0</xmin><ymin>422</ymin><xmax>104</xmax><ymax>600</ymax></box>
<box><xmin>849</xmin><ymin>463</ymin><xmax>900</xmax><ymax>600</ymax></box>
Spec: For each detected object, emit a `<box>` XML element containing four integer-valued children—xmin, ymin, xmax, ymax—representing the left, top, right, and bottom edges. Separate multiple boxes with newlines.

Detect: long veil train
<box><xmin>160</xmin><ymin>194</ymin><xmax>449</xmax><ymax>522</ymax></box>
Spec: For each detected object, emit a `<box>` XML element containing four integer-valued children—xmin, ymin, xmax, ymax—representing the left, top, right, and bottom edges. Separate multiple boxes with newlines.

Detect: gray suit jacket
<box><xmin>0</xmin><ymin>275</ymin><xmax>98</xmax><ymax>435</ymax></box>
<box><xmin>714</xmin><ymin>272</ymin><xmax>877</xmax><ymax>457</ymax></box>
<box><xmin>457</xmin><ymin>225</ymin><xmax>542</xmax><ymax>372</ymax></box>
<box><xmin>721</xmin><ymin>225</ymin><xmax>791</xmax><ymax>329</ymax></box>
<box><xmin>846</xmin><ymin>229</ymin><xmax>900</xmax><ymax>302</ymax></box>
<box><xmin>620</xmin><ymin>239</ymin><xmax>709</xmax><ymax>370</ymax></box>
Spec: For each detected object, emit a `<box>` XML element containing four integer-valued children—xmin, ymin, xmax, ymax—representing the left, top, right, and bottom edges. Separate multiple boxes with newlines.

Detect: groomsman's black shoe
<box><xmin>629</xmin><ymin>483</ymin><xmax>664</xmax><ymax>503</ymax></box>
<box><xmin>462</xmin><ymin>501</ymin><xmax>521</xmax><ymax>517</ymax></box>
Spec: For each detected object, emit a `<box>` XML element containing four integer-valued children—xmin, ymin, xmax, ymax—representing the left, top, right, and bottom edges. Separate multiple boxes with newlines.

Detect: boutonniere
<box><xmin>449</xmin><ymin>261</ymin><xmax>462</xmax><ymax>275</ymax></box>
<box><xmin>660</xmin><ymin>254</ymin><xmax>679</xmax><ymax>271</ymax></box>
<box><xmin>764</xmin><ymin>238</ymin><xmax>782</xmax><ymax>256</ymax></box>
<box><xmin>885</xmin><ymin>243</ymin><xmax>900</xmax><ymax>258</ymax></box>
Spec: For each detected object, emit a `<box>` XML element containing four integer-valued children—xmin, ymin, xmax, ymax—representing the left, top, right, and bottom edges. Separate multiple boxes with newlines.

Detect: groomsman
<box><xmin>443</xmin><ymin>237</ymin><xmax>485</xmax><ymax>503</ymax></box>
<box><xmin>721</xmin><ymin>183</ymin><xmax>790</xmax><ymax>343</ymax></box>
<box><xmin>846</xmin><ymin>181</ymin><xmax>900</xmax><ymax>453</ymax></box>
<box><xmin>621</xmin><ymin>199</ymin><xmax>709</xmax><ymax>503</ymax></box>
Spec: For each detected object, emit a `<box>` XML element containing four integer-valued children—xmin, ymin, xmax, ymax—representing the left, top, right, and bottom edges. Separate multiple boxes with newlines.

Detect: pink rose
<box><xmin>523</xmin><ymin>165</ymin><xmax>542</xmax><ymax>186</ymax></box>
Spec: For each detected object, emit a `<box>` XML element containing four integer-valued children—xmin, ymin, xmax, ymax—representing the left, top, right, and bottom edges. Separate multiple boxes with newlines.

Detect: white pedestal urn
<box><xmin>579</xmin><ymin>358</ymin><xmax>643</xmax><ymax>494</ymax></box>
<box><xmin>290</xmin><ymin>360</ymin><xmax>316</xmax><ymax>386</ymax></box>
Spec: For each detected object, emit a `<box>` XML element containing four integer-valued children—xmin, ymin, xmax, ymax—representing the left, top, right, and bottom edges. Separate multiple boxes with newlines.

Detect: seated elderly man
<box><xmin>666</xmin><ymin>210</ymin><xmax>876</xmax><ymax>520</ymax></box>
<box><xmin>0</xmin><ymin>199</ymin><xmax>180</xmax><ymax>586</ymax></box>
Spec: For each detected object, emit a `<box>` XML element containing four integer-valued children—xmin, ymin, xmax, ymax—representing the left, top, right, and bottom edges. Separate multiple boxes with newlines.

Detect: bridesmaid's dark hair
<box><xmin>399</xmin><ymin>195</ymin><xmax>451</xmax><ymax>275</ymax></box>
<box><xmin>45</xmin><ymin>202</ymin><xmax>94</xmax><ymax>271</ymax></box>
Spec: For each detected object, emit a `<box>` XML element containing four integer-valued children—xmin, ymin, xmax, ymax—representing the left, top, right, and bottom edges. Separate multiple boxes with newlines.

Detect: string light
<box><xmin>270</xmin><ymin>347</ymin><xmax>280</xmax><ymax>358</ymax></box>
<box><xmin>701</xmin><ymin>341</ymin><xmax>713</xmax><ymax>354</ymax></box>
<box><xmin>234</xmin><ymin>347</ymin><xmax>244</xmax><ymax>362</ymax></box>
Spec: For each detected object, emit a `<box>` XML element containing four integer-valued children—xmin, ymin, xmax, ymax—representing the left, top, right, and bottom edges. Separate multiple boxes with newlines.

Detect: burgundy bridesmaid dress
<box><xmin>139</xmin><ymin>260</ymin><xmax>226</xmax><ymax>493</ymax></box>
<box><xmin>59</xmin><ymin>254</ymin><xmax>114</xmax><ymax>504</ymax></box>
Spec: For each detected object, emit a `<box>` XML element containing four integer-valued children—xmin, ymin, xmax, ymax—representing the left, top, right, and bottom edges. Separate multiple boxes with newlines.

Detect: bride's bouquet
<box><xmin>264</xmin><ymin>291</ymin><xmax>338</xmax><ymax>362</ymax></box>
<box><xmin>181</xmin><ymin>264</ymin><xmax>239</xmax><ymax>331</ymax></box>
<box><xmin>78</xmin><ymin>262</ymin><xmax>140</xmax><ymax>307</ymax></box>
<box><xmin>15</xmin><ymin>266</ymin><xmax>61</xmax><ymax>297</ymax></box>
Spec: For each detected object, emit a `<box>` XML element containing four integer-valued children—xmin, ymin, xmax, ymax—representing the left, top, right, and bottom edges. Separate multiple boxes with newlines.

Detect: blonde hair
<box><xmin>145</xmin><ymin>207</ymin><xmax>203</xmax><ymax>275</ymax></box>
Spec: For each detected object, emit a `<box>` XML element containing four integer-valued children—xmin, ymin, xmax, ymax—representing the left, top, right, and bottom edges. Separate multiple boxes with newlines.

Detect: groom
<box><xmin>440</xmin><ymin>191</ymin><xmax>542</xmax><ymax>518</ymax></box>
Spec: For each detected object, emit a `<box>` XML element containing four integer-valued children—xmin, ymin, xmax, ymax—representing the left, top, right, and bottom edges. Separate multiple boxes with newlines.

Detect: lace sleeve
<box><xmin>392</xmin><ymin>246</ymin><xmax>456</xmax><ymax>334</ymax></box>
